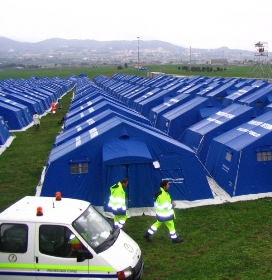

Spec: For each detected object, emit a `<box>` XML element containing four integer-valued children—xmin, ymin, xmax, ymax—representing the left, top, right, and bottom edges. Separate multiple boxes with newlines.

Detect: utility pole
<box><xmin>137</xmin><ymin>37</ymin><xmax>140</xmax><ymax>69</ymax></box>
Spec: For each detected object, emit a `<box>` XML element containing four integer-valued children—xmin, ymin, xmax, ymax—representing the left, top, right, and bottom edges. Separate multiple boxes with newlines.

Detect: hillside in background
<box><xmin>0</xmin><ymin>37</ymin><xmax>255</xmax><ymax>66</ymax></box>
<box><xmin>0</xmin><ymin>37</ymin><xmax>186</xmax><ymax>53</ymax></box>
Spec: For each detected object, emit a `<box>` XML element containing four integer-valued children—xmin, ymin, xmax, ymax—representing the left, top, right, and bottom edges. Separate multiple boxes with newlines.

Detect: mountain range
<box><xmin>0</xmin><ymin>37</ymin><xmax>255</xmax><ymax>66</ymax></box>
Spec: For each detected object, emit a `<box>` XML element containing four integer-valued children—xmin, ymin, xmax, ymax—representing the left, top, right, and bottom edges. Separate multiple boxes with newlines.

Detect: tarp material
<box><xmin>181</xmin><ymin>103</ymin><xmax>258</xmax><ymax>164</ymax></box>
<box><xmin>237</xmin><ymin>84</ymin><xmax>272</xmax><ymax>111</ymax></box>
<box><xmin>0</xmin><ymin>116</ymin><xmax>10</xmax><ymax>145</ymax></box>
<box><xmin>157</xmin><ymin>96</ymin><xmax>221</xmax><ymax>140</ymax></box>
<box><xmin>148</xmin><ymin>93</ymin><xmax>193</xmax><ymax>127</ymax></box>
<box><xmin>41</xmin><ymin>118</ymin><xmax>213</xmax><ymax>215</ymax></box>
<box><xmin>0</xmin><ymin>102</ymin><xmax>28</xmax><ymax>130</ymax></box>
<box><xmin>0</xmin><ymin>92</ymin><xmax>42</xmax><ymax>115</ymax></box>
<box><xmin>66</xmin><ymin>95</ymin><xmax>125</xmax><ymax>119</ymax></box>
<box><xmin>53</xmin><ymin>110</ymin><xmax>152</xmax><ymax>147</ymax></box>
<box><xmin>222</xmin><ymin>84</ymin><xmax>267</xmax><ymax>107</ymax></box>
<box><xmin>206</xmin><ymin>80</ymin><xmax>243</xmax><ymax>103</ymax></box>
<box><xmin>63</xmin><ymin>100</ymin><xmax>140</xmax><ymax>130</ymax></box>
<box><xmin>0</xmin><ymin>96</ymin><xmax>32</xmax><ymax>125</ymax></box>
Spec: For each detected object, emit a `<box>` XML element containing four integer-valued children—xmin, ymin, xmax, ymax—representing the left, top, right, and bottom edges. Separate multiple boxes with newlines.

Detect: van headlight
<box><xmin>117</xmin><ymin>266</ymin><xmax>133</xmax><ymax>279</ymax></box>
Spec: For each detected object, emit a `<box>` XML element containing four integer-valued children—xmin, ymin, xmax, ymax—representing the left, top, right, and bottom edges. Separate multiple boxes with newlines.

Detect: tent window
<box><xmin>217</xmin><ymin>96</ymin><xmax>223</xmax><ymax>100</ymax></box>
<box><xmin>225</xmin><ymin>152</ymin><xmax>233</xmax><ymax>162</ymax></box>
<box><xmin>70</xmin><ymin>163</ymin><xmax>88</xmax><ymax>174</ymax></box>
<box><xmin>255</xmin><ymin>102</ymin><xmax>263</xmax><ymax>107</ymax></box>
<box><xmin>159</xmin><ymin>154</ymin><xmax>181</xmax><ymax>170</ymax></box>
<box><xmin>257</xmin><ymin>151</ymin><xmax>272</xmax><ymax>162</ymax></box>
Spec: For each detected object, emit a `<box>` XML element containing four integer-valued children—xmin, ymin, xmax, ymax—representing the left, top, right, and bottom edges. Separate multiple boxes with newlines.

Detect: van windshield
<box><xmin>72</xmin><ymin>205</ymin><xmax>119</xmax><ymax>253</ymax></box>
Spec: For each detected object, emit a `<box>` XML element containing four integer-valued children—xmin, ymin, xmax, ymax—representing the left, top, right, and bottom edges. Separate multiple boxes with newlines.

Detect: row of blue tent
<box><xmin>40</xmin><ymin>76</ymin><xmax>217</xmax><ymax>215</ymax></box>
<box><xmin>0</xmin><ymin>76</ymin><xmax>77</xmax><ymax>131</ymax></box>
<box><xmin>91</xmin><ymin>73</ymin><xmax>272</xmax><ymax>200</ymax></box>
<box><xmin>0</xmin><ymin>76</ymin><xmax>77</xmax><ymax>154</ymax></box>
<box><xmin>37</xmin><ymin>72</ymin><xmax>272</xmax><ymax>213</ymax></box>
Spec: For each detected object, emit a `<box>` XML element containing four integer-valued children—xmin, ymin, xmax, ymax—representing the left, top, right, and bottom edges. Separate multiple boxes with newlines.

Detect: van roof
<box><xmin>0</xmin><ymin>196</ymin><xmax>90</xmax><ymax>224</ymax></box>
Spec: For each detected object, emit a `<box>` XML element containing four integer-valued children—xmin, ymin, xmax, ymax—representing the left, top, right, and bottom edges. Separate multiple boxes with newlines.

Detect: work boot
<box><xmin>143</xmin><ymin>232</ymin><xmax>151</xmax><ymax>242</ymax></box>
<box><xmin>172</xmin><ymin>237</ymin><xmax>183</xmax><ymax>243</ymax></box>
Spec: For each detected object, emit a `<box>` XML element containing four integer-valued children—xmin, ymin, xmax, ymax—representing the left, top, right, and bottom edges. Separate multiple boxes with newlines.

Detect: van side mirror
<box><xmin>77</xmin><ymin>249</ymin><xmax>93</xmax><ymax>262</ymax></box>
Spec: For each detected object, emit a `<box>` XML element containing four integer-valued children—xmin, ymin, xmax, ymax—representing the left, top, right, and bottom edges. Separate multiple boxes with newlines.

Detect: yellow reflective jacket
<box><xmin>108</xmin><ymin>182</ymin><xmax>126</xmax><ymax>215</ymax></box>
<box><xmin>155</xmin><ymin>187</ymin><xmax>175</xmax><ymax>222</ymax></box>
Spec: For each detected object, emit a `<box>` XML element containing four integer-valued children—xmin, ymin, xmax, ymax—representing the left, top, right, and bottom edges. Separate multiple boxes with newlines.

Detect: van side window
<box><xmin>0</xmin><ymin>223</ymin><xmax>28</xmax><ymax>253</ymax></box>
<box><xmin>39</xmin><ymin>225</ymin><xmax>85</xmax><ymax>258</ymax></box>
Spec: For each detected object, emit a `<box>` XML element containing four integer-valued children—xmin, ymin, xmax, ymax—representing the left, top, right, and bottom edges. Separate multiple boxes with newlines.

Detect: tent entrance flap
<box><xmin>105</xmin><ymin>163</ymin><xmax>154</xmax><ymax>209</ymax></box>
<box><xmin>103</xmin><ymin>139</ymin><xmax>154</xmax><ymax>209</ymax></box>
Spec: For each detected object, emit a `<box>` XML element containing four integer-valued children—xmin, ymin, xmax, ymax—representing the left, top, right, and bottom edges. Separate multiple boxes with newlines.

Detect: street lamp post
<box><xmin>137</xmin><ymin>37</ymin><xmax>140</xmax><ymax>70</ymax></box>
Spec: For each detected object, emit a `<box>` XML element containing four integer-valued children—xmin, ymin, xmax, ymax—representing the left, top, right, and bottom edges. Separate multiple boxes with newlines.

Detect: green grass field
<box><xmin>1</xmin><ymin>65</ymin><xmax>272</xmax><ymax>280</ymax></box>
<box><xmin>0</xmin><ymin>64</ymin><xmax>257</xmax><ymax>80</ymax></box>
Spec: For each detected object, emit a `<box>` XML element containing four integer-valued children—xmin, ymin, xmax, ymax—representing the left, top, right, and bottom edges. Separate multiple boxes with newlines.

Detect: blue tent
<box><xmin>130</xmin><ymin>87</ymin><xmax>163</xmax><ymax>109</ymax></box>
<box><xmin>196</xmin><ymin>81</ymin><xmax>223</xmax><ymax>96</ymax></box>
<box><xmin>0</xmin><ymin>96</ymin><xmax>33</xmax><ymax>124</ymax></box>
<box><xmin>237</xmin><ymin>84</ymin><xmax>272</xmax><ymax>111</ymax></box>
<box><xmin>41</xmin><ymin>118</ymin><xmax>213</xmax><ymax>213</ymax></box>
<box><xmin>116</xmin><ymin>85</ymin><xmax>143</xmax><ymax>103</ymax></box>
<box><xmin>70</xmin><ymin>91</ymin><xmax>120</xmax><ymax>110</ymax></box>
<box><xmin>222</xmin><ymin>83</ymin><xmax>267</xmax><ymax>107</ymax></box>
<box><xmin>8</xmin><ymin>91</ymin><xmax>46</xmax><ymax>114</ymax></box>
<box><xmin>54</xmin><ymin>109</ymin><xmax>152</xmax><ymax>147</ymax></box>
<box><xmin>0</xmin><ymin>102</ymin><xmax>29</xmax><ymax>130</ymax></box>
<box><xmin>206</xmin><ymin>80</ymin><xmax>243</xmax><ymax>103</ymax></box>
<box><xmin>63</xmin><ymin>100</ymin><xmax>146</xmax><ymax>130</ymax></box>
<box><xmin>0</xmin><ymin>91</ymin><xmax>42</xmax><ymax>115</ymax></box>
<box><xmin>157</xmin><ymin>96</ymin><xmax>221</xmax><ymax>140</ymax></box>
<box><xmin>9</xmin><ymin>86</ymin><xmax>50</xmax><ymax>110</ymax></box>
<box><xmin>66</xmin><ymin>95</ymin><xmax>125</xmax><ymax>119</ymax></box>
<box><xmin>135</xmin><ymin>81</ymin><xmax>201</xmax><ymax>118</ymax></box>
<box><xmin>148</xmin><ymin>93</ymin><xmax>193</xmax><ymax>127</ymax></box>
<box><xmin>151</xmin><ymin>76</ymin><xmax>179</xmax><ymax>88</ymax></box>
<box><xmin>122</xmin><ymin>86</ymin><xmax>152</xmax><ymax>107</ymax></box>
<box><xmin>181</xmin><ymin>104</ymin><xmax>258</xmax><ymax>164</ymax></box>
<box><xmin>135</xmin><ymin>89</ymin><xmax>172</xmax><ymax>117</ymax></box>
<box><xmin>0</xmin><ymin>116</ymin><xmax>10</xmax><ymax>145</ymax></box>
<box><xmin>111</xmin><ymin>84</ymin><xmax>137</xmax><ymax>99</ymax></box>
<box><xmin>162</xmin><ymin>79</ymin><xmax>189</xmax><ymax>91</ymax></box>
<box><xmin>205</xmin><ymin>111</ymin><xmax>272</xmax><ymax>197</ymax></box>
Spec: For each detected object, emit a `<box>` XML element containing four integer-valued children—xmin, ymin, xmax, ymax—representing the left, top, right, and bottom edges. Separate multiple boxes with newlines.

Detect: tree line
<box><xmin>178</xmin><ymin>66</ymin><xmax>226</xmax><ymax>72</ymax></box>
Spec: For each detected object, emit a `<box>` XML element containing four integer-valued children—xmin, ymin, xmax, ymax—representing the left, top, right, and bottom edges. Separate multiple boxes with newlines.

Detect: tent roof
<box><xmin>213</xmin><ymin>111</ymin><xmax>272</xmax><ymax>150</ymax></box>
<box><xmin>161</xmin><ymin>97</ymin><xmax>211</xmax><ymax>120</ymax></box>
<box><xmin>48</xmin><ymin>117</ymin><xmax>194</xmax><ymax>163</ymax></box>
<box><xmin>190</xmin><ymin>103</ymin><xmax>255</xmax><ymax>135</ymax></box>
<box><xmin>103</xmin><ymin>138</ymin><xmax>153</xmax><ymax>164</ymax></box>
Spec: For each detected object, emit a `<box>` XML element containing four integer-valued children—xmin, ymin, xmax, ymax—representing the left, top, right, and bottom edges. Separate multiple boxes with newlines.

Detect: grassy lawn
<box><xmin>0</xmin><ymin>66</ymin><xmax>271</xmax><ymax>279</ymax></box>
<box><xmin>0</xmin><ymin>64</ymin><xmax>257</xmax><ymax>80</ymax></box>
<box><xmin>128</xmin><ymin>198</ymin><xmax>272</xmax><ymax>279</ymax></box>
<box><xmin>0</xmin><ymin>89</ymin><xmax>73</xmax><ymax>211</ymax></box>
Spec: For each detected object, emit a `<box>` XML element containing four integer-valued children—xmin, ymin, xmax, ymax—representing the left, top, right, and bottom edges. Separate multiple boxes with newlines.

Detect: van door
<box><xmin>0</xmin><ymin>222</ymin><xmax>35</xmax><ymax>280</ymax></box>
<box><xmin>34</xmin><ymin>224</ymin><xmax>90</xmax><ymax>280</ymax></box>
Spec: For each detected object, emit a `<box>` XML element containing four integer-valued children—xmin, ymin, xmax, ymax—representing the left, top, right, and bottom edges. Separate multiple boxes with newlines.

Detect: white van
<box><xmin>0</xmin><ymin>194</ymin><xmax>143</xmax><ymax>279</ymax></box>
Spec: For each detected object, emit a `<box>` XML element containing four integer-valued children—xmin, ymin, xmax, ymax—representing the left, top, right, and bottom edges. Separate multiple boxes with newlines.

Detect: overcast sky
<box><xmin>1</xmin><ymin>0</ymin><xmax>271</xmax><ymax>51</ymax></box>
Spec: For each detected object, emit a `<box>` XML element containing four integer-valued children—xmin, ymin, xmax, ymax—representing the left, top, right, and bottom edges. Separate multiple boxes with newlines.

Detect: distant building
<box><xmin>210</xmin><ymin>58</ymin><xmax>228</xmax><ymax>65</ymax></box>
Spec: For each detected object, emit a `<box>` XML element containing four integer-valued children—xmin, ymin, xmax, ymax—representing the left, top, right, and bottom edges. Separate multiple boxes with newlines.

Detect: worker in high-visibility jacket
<box><xmin>143</xmin><ymin>180</ymin><xmax>183</xmax><ymax>243</ymax></box>
<box><xmin>108</xmin><ymin>178</ymin><xmax>128</xmax><ymax>229</ymax></box>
